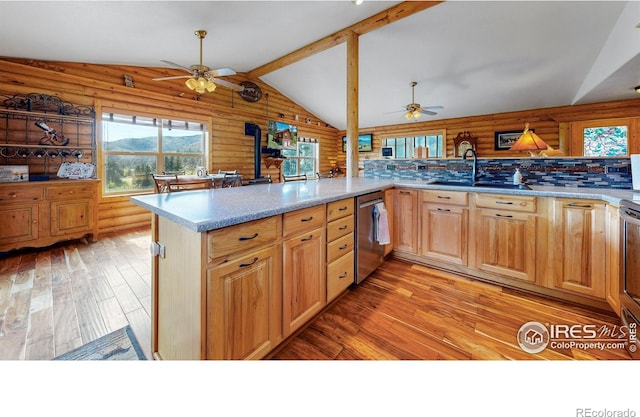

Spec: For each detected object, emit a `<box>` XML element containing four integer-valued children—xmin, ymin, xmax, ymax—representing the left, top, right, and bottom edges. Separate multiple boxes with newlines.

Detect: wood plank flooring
<box><xmin>0</xmin><ymin>227</ymin><xmax>631</xmax><ymax>360</ymax></box>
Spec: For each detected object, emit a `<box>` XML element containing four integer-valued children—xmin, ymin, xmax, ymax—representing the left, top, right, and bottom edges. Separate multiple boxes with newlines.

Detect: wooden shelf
<box><xmin>265</xmin><ymin>157</ymin><xmax>285</xmax><ymax>169</ymax></box>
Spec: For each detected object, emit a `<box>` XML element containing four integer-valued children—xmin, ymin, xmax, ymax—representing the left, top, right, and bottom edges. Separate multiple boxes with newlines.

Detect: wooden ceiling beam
<box><xmin>246</xmin><ymin>1</ymin><xmax>444</xmax><ymax>79</ymax></box>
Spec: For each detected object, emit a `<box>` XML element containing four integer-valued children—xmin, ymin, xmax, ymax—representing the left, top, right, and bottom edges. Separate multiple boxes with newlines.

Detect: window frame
<box><xmin>281</xmin><ymin>140</ymin><xmax>319</xmax><ymax>177</ymax></box>
<box><xmin>100</xmin><ymin>110</ymin><xmax>209</xmax><ymax>196</ymax></box>
<box><xmin>382</xmin><ymin>129</ymin><xmax>446</xmax><ymax>159</ymax></box>
<box><xmin>569</xmin><ymin>117</ymin><xmax>639</xmax><ymax>157</ymax></box>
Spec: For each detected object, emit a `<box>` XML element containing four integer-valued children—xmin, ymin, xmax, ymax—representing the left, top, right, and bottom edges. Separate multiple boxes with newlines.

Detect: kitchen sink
<box><xmin>427</xmin><ymin>180</ymin><xmax>532</xmax><ymax>190</ymax></box>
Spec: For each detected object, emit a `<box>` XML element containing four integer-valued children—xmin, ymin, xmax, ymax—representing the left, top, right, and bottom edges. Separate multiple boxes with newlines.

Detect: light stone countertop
<box><xmin>130</xmin><ymin>177</ymin><xmax>640</xmax><ymax>233</ymax></box>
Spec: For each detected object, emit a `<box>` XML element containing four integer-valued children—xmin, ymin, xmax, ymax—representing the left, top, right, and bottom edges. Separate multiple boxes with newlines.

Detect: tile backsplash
<box><xmin>363</xmin><ymin>157</ymin><xmax>632</xmax><ymax>189</ymax></box>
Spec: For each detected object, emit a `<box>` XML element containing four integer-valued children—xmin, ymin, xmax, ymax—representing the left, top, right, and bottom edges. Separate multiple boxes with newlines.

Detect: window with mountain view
<box><xmin>102</xmin><ymin>113</ymin><xmax>207</xmax><ymax>195</ymax></box>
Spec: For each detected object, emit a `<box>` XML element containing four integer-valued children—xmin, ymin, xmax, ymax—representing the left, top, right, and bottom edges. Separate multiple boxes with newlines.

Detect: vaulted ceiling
<box><xmin>1</xmin><ymin>1</ymin><xmax>638</xmax><ymax>130</ymax></box>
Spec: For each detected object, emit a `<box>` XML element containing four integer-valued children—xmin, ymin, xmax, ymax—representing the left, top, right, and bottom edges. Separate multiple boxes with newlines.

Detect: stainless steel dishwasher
<box><xmin>356</xmin><ymin>190</ymin><xmax>386</xmax><ymax>284</ymax></box>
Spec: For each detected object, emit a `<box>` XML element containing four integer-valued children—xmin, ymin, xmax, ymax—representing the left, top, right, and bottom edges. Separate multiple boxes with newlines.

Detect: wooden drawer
<box><xmin>422</xmin><ymin>190</ymin><xmax>468</xmax><ymax>206</ymax></box>
<box><xmin>327</xmin><ymin>198</ymin><xmax>354</xmax><ymax>222</ymax></box>
<box><xmin>0</xmin><ymin>187</ymin><xmax>43</xmax><ymax>202</ymax></box>
<box><xmin>327</xmin><ymin>250</ymin><xmax>354</xmax><ymax>302</ymax></box>
<box><xmin>47</xmin><ymin>185</ymin><xmax>95</xmax><ymax>200</ymax></box>
<box><xmin>283</xmin><ymin>205</ymin><xmax>326</xmax><ymax>238</ymax></box>
<box><xmin>474</xmin><ymin>193</ymin><xmax>537</xmax><ymax>213</ymax></box>
<box><xmin>327</xmin><ymin>232</ymin><xmax>354</xmax><ymax>264</ymax></box>
<box><xmin>208</xmin><ymin>215</ymin><xmax>281</xmax><ymax>261</ymax></box>
<box><xmin>327</xmin><ymin>214</ymin><xmax>354</xmax><ymax>242</ymax></box>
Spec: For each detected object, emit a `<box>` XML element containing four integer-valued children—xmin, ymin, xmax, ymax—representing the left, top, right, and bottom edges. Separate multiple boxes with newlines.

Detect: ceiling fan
<box><xmin>152</xmin><ymin>30</ymin><xmax>244</xmax><ymax>94</ymax></box>
<box><xmin>387</xmin><ymin>81</ymin><xmax>443</xmax><ymax>120</ymax></box>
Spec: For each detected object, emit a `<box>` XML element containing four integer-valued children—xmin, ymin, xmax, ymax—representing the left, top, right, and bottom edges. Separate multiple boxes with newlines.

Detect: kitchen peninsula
<box><xmin>131</xmin><ymin>177</ymin><xmax>636</xmax><ymax>360</ymax></box>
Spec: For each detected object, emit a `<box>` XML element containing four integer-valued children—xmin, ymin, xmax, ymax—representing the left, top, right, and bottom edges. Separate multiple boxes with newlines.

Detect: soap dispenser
<box><xmin>513</xmin><ymin>168</ymin><xmax>523</xmax><ymax>185</ymax></box>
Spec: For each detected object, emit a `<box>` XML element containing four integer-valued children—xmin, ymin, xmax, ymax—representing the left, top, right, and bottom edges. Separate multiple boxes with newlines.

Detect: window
<box><xmin>102</xmin><ymin>112</ymin><xmax>207</xmax><ymax>195</ymax></box>
<box><xmin>570</xmin><ymin>118</ymin><xmax>638</xmax><ymax>157</ymax></box>
<box><xmin>383</xmin><ymin>131</ymin><xmax>444</xmax><ymax>158</ymax></box>
<box><xmin>583</xmin><ymin>125</ymin><xmax>627</xmax><ymax>157</ymax></box>
<box><xmin>281</xmin><ymin>140</ymin><xmax>319</xmax><ymax>177</ymax></box>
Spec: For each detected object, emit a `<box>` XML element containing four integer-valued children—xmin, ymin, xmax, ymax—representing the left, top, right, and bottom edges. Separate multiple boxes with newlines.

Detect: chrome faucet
<box><xmin>462</xmin><ymin>148</ymin><xmax>478</xmax><ymax>184</ymax></box>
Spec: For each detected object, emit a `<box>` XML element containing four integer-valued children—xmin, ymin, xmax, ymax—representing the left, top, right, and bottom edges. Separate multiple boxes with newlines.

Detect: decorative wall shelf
<box><xmin>265</xmin><ymin>157</ymin><xmax>285</xmax><ymax>169</ymax></box>
<box><xmin>0</xmin><ymin>93</ymin><xmax>96</xmax><ymax>176</ymax></box>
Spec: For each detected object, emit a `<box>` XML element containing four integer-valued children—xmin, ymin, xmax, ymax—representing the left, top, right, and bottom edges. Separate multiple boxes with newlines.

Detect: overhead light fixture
<box><xmin>353</xmin><ymin>0</ymin><xmax>364</xmax><ymax>5</ymax></box>
<box><xmin>509</xmin><ymin>123</ymin><xmax>549</xmax><ymax>156</ymax></box>
<box><xmin>635</xmin><ymin>85</ymin><xmax>640</xmax><ymax>94</ymax></box>
<box><xmin>185</xmin><ymin>76</ymin><xmax>216</xmax><ymax>94</ymax></box>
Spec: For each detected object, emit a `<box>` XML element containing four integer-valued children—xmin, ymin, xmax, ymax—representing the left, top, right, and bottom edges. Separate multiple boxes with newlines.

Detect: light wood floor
<box><xmin>0</xmin><ymin>227</ymin><xmax>631</xmax><ymax>360</ymax></box>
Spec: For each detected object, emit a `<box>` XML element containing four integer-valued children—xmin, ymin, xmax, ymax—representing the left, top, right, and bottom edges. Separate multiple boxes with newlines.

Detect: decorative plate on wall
<box><xmin>238</xmin><ymin>81</ymin><xmax>262</xmax><ymax>103</ymax></box>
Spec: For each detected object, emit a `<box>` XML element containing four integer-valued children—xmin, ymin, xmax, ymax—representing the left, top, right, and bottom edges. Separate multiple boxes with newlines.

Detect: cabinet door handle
<box><xmin>437</xmin><ymin>208</ymin><xmax>451</xmax><ymax>212</ymax></box>
<box><xmin>338</xmin><ymin>225</ymin><xmax>348</xmax><ymax>231</ymax></box>
<box><xmin>239</xmin><ymin>233</ymin><xmax>259</xmax><ymax>241</ymax></box>
<box><xmin>437</xmin><ymin>195</ymin><xmax>451</xmax><ymax>199</ymax></box>
<box><xmin>301</xmin><ymin>235</ymin><xmax>313</xmax><ymax>242</ymax></box>
<box><xmin>239</xmin><ymin>257</ymin><xmax>259</xmax><ymax>268</ymax></box>
<box><xmin>301</xmin><ymin>216</ymin><xmax>313</xmax><ymax>222</ymax></box>
<box><xmin>568</xmin><ymin>203</ymin><xmax>592</xmax><ymax>208</ymax></box>
<box><xmin>338</xmin><ymin>206</ymin><xmax>348</xmax><ymax>211</ymax></box>
<box><xmin>495</xmin><ymin>201</ymin><xmax>513</xmax><ymax>205</ymax></box>
<box><xmin>339</xmin><ymin>243</ymin><xmax>348</xmax><ymax>250</ymax></box>
<box><xmin>400</xmin><ymin>191</ymin><xmax>411</xmax><ymax>195</ymax></box>
<box><xmin>339</xmin><ymin>272</ymin><xmax>348</xmax><ymax>279</ymax></box>
<box><xmin>495</xmin><ymin>214</ymin><xmax>513</xmax><ymax>218</ymax></box>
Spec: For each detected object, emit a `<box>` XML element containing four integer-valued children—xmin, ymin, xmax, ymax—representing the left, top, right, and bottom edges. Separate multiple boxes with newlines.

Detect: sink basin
<box><xmin>428</xmin><ymin>180</ymin><xmax>531</xmax><ymax>190</ymax></box>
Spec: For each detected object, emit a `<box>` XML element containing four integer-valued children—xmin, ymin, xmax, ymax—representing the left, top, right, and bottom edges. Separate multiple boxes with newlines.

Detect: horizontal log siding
<box><xmin>338</xmin><ymin>99</ymin><xmax>640</xmax><ymax>160</ymax></box>
<box><xmin>0</xmin><ymin>58</ymin><xmax>340</xmax><ymax>233</ymax></box>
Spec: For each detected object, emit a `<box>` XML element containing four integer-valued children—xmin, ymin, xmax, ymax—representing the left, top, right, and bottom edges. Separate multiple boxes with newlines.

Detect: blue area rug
<box><xmin>54</xmin><ymin>325</ymin><xmax>146</xmax><ymax>360</ymax></box>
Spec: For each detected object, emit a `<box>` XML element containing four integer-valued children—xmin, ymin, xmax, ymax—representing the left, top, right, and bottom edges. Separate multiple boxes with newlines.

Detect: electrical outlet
<box><xmin>386</xmin><ymin>165</ymin><xmax>396</xmax><ymax>170</ymax></box>
<box><xmin>606</xmin><ymin>166</ymin><xmax>629</xmax><ymax>174</ymax></box>
<box><xmin>417</xmin><ymin>165</ymin><xmax>427</xmax><ymax>170</ymax></box>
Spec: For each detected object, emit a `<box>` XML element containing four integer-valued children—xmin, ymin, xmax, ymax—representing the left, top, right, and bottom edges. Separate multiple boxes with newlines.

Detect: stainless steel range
<box><xmin>620</xmin><ymin>199</ymin><xmax>640</xmax><ymax>359</ymax></box>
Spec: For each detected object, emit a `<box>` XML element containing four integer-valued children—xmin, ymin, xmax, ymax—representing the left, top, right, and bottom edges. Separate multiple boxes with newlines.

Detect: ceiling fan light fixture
<box><xmin>185</xmin><ymin>78</ymin><xmax>198</xmax><ymax>90</ymax></box>
<box><xmin>413</xmin><ymin>110</ymin><xmax>422</xmax><ymax>119</ymax></box>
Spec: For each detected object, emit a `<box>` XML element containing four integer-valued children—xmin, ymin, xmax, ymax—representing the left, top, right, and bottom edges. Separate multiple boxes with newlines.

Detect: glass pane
<box><xmin>385</xmin><ymin>138</ymin><xmax>396</xmax><ymax>147</ymax></box>
<box><xmin>105</xmin><ymin>155</ymin><xmax>156</xmax><ymax>193</ymax></box>
<box><xmin>299</xmin><ymin>158</ymin><xmax>315</xmax><ymax>176</ymax></box>
<box><xmin>281</xmin><ymin>148</ymin><xmax>297</xmax><ymax>157</ymax></box>
<box><xmin>426</xmin><ymin>135</ymin><xmax>443</xmax><ymax>157</ymax></box>
<box><xmin>299</xmin><ymin>143</ymin><xmax>316</xmax><ymax>157</ymax></box>
<box><xmin>396</xmin><ymin>138</ymin><xmax>406</xmax><ymax>158</ymax></box>
<box><xmin>164</xmin><ymin>155</ymin><xmax>203</xmax><ymax>175</ymax></box>
<box><xmin>102</xmin><ymin>119</ymin><xmax>158</xmax><ymax>152</ymax></box>
<box><xmin>282</xmin><ymin>158</ymin><xmax>298</xmax><ymax>176</ymax></box>
<box><xmin>415</xmin><ymin>136</ymin><xmax>426</xmax><ymax>148</ymax></box>
<box><xmin>583</xmin><ymin>126</ymin><xmax>628</xmax><ymax>156</ymax></box>
<box><xmin>162</xmin><ymin>120</ymin><xmax>204</xmax><ymax>154</ymax></box>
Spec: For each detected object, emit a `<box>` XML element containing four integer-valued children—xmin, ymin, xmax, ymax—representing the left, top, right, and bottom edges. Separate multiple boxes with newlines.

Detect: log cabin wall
<box><xmin>336</xmin><ymin>98</ymin><xmax>640</xmax><ymax>166</ymax></box>
<box><xmin>0</xmin><ymin>58</ymin><xmax>340</xmax><ymax>233</ymax></box>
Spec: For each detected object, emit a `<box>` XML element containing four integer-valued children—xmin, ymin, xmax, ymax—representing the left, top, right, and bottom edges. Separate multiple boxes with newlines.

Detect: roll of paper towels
<box><xmin>631</xmin><ymin>154</ymin><xmax>640</xmax><ymax>190</ymax></box>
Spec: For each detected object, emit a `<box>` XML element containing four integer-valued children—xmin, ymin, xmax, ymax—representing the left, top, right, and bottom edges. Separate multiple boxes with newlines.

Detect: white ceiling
<box><xmin>1</xmin><ymin>1</ymin><xmax>639</xmax><ymax>131</ymax></box>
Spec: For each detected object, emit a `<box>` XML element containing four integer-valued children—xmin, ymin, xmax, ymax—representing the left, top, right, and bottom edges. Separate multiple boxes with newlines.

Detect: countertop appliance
<box><xmin>356</xmin><ymin>190</ymin><xmax>387</xmax><ymax>284</ymax></box>
<box><xmin>619</xmin><ymin>199</ymin><xmax>640</xmax><ymax>359</ymax></box>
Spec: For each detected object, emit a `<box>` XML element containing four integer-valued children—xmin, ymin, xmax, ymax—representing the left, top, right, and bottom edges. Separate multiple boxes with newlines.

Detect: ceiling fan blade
<box><xmin>384</xmin><ymin>109</ymin><xmax>406</xmax><ymax>114</ymax></box>
<box><xmin>420</xmin><ymin>109</ymin><xmax>438</xmax><ymax>116</ymax></box>
<box><xmin>206</xmin><ymin>67</ymin><xmax>236</xmax><ymax>77</ymax></box>
<box><xmin>152</xmin><ymin>75</ymin><xmax>192</xmax><ymax>81</ymax></box>
<box><xmin>212</xmin><ymin>78</ymin><xmax>244</xmax><ymax>91</ymax></box>
<box><xmin>421</xmin><ymin>105</ymin><xmax>444</xmax><ymax>110</ymax></box>
<box><xmin>161</xmin><ymin>60</ymin><xmax>193</xmax><ymax>73</ymax></box>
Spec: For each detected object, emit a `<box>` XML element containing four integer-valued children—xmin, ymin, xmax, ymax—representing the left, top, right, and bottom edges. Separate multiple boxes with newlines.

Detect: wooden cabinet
<box><xmin>605</xmin><ymin>204</ymin><xmax>621</xmax><ymax>314</ymax></box>
<box><xmin>549</xmin><ymin>198</ymin><xmax>606</xmax><ymax>299</ymax></box>
<box><xmin>326</xmin><ymin>198</ymin><xmax>355</xmax><ymax>302</ymax></box>
<box><xmin>420</xmin><ymin>190</ymin><xmax>468</xmax><ymax>265</ymax></box>
<box><xmin>283</xmin><ymin>205</ymin><xmax>326</xmax><ymax>336</ymax></box>
<box><xmin>207</xmin><ymin>244</ymin><xmax>282</xmax><ymax>360</ymax></box>
<box><xmin>384</xmin><ymin>188</ymin><xmax>394</xmax><ymax>256</ymax></box>
<box><xmin>393</xmin><ymin>188</ymin><xmax>419</xmax><ymax>254</ymax></box>
<box><xmin>471</xmin><ymin>193</ymin><xmax>537</xmax><ymax>283</ymax></box>
<box><xmin>0</xmin><ymin>180</ymin><xmax>98</xmax><ymax>252</ymax></box>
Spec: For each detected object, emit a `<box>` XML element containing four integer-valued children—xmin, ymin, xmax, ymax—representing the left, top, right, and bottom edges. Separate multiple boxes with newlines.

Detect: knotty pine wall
<box><xmin>0</xmin><ymin>58</ymin><xmax>340</xmax><ymax>233</ymax></box>
<box><xmin>337</xmin><ymin>98</ymin><xmax>640</xmax><ymax>168</ymax></box>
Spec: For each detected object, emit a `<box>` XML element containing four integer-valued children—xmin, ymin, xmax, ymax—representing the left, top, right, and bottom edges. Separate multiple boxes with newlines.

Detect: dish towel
<box><xmin>373</xmin><ymin>202</ymin><xmax>391</xmax><ymax>245</ymax></box>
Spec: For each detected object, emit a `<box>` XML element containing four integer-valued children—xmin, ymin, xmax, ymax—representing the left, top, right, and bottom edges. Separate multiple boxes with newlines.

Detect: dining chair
<box><xmin>168</xmin><ymin>178</ymin><xmax>212</xmax><ymax>192</ymax></box>
<box><xmin>219</xmin><ymin>169</ymin><xmax>241</xmax><ymax>187</ymax></box>
<box><xmin>283</xmin><ymin>173</ymin><xmax>308</xmax><ymax>182</ymax></box>
<box><xmin>151</xmin><ymin>173</ymin><xmax>178</xmax><ymax>193</ymax></box>
<box><xmin>246</xmin><ymin>175</ymin><xmax>272</xmax><ymax>185</ymax></box>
